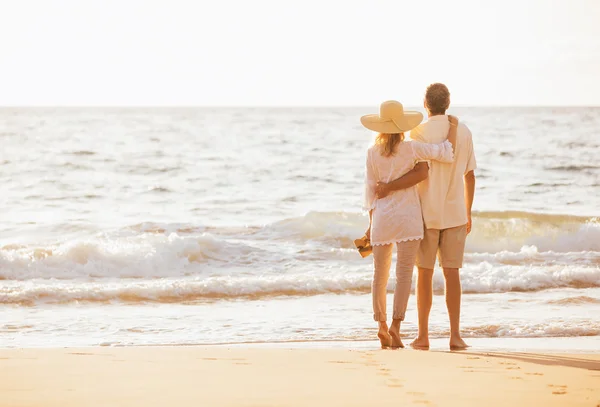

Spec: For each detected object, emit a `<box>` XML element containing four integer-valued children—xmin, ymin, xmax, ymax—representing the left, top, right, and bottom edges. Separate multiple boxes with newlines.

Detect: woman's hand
<box><xmin>446</xmin><ymin>115</ymin><xmax>459</xmax><ymax>154</ymax></box>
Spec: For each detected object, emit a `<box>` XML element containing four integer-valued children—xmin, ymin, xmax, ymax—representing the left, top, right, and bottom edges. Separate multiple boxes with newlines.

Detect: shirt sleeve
<box><xmin>410</xmin><ymin>140</ymin><xmax>454</xmax><ymax>163</ymax></box>
<box><xmin>363</xmin><ymin>148</ymin><xmax>377</xmax><ymax>211</ymax></box>
<box><xmin>464</xmin><ymin>130</ymin><xmax>477</xmax><ymax>174</ymax></box>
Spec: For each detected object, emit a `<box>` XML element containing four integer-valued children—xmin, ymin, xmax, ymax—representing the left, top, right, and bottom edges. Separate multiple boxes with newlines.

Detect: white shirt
<box><xmin>409</xmin><ymin>115</ymin><xmax>477</xmax><ymax>230</ymax></box>
<box><xmin>364</xmin><ymin>139</ymin><xmax>454</xmax><ymax>245</ymax></box>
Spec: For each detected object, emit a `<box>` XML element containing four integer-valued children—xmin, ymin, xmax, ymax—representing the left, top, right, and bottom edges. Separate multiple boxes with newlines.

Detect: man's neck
<box><xmin>428</xmin><ymin>112</ymin><xmax>446</xmax><ymax>119</ymax></box>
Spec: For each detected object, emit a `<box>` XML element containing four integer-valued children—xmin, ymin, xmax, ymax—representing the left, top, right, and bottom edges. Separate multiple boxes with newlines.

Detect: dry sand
<box><xmin>1</xmin><ymin>347</ymin><xmax>599</xmax><ymax>406</ymax></box>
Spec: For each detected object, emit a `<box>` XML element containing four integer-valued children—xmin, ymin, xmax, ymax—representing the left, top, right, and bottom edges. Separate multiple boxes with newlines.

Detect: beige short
<box><xmin>416</xmin><ymin>224</ymin><xmax>467</xmax><ymax>269</ymax></box>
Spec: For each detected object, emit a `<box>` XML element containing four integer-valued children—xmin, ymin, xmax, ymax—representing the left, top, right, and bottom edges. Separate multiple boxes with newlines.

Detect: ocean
<box><xmin>1</xmin><ymin>107</ymin><xmax>599</xmax><ymax>349</ymax></box>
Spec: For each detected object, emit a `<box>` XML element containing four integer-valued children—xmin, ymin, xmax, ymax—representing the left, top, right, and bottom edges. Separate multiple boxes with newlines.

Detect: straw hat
<box><xmin>360</xmin><ymin>101</ymin><xmax>423</xmax><ymax>133</ymax></box>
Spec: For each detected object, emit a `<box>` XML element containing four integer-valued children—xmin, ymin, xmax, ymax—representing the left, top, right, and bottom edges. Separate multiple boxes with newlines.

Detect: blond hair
<box><xmin>375</xmin><ymin>133</ymin><xmax>404</xmax><ymax>157</ymax></box>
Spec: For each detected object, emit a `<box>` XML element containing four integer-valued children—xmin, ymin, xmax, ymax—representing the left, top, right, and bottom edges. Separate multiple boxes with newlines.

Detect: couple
<box><xmin>362</xmin><ymin>83</ymin><xmax>476</xmax><ymax>351</ymax></box>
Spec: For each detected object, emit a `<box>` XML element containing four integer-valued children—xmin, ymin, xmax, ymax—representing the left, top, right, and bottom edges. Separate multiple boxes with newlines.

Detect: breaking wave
<box><xmin>1</xmin><ymin>211</ymin><xmax>599</xmax><ymax>304</ymax></box>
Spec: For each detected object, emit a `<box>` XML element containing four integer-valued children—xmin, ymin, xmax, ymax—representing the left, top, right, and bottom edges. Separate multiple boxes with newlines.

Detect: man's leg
<box><xmin>442</xmin><ymin>267</ymin><xmax>467</xmax><ymax>349</ymax></box>
<box><xmin>439</xmin><ymin>225</ymin><xmax>469</xmax><ymax>350</ymax></box>
<box><xmin>411</xmin><ymin>228</ymin><xmax>440</xmax><ymax>350</ymax></box>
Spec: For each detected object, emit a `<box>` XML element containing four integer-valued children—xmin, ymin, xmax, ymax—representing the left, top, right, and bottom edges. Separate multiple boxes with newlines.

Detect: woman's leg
<box><xmin>389</xmin><ymin>239</ymin><xmax>420</xmax><ymax>348</ymax></box>
<box><xmin>372</xmin><ymin>243</ymin><xmax>393</xmax><ymax>347</ymax></box>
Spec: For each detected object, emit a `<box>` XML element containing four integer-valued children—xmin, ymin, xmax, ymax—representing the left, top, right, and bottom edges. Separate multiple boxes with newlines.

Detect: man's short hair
<box><xmin>425</xmin><ymin>83</ymin><xmax>450</xmax><ymax>115</ymax></box>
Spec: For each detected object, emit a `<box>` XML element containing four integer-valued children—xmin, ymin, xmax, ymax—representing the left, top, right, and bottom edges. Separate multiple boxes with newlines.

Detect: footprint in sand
<box><xmin>328</xmin><ymin>360</ymin><xmax>352</xmax><ymax>364</ymax></box>
<box><xmin>386</xmin><ymin>378</ymin><xmax>403</xmax><ymax>388</ymax></box>
<box><xmin>467</xmin><ymin>356</ymin><xmax>480</xmax><ymax>360</ymax></box>
<box><xmin>547</xmin><ymin>384</ymin><xmax>568</xmax><ymax>395</ymax></box>
<box><xmin>359</xmin><ymin>353</ymin><xmax>380</xmax><ymax>367</ymax></box>
<box><xmin>525</xmin><ymin>372</ymin><xmax>544</xmax><ymax>376</ymax></box>
<box><xmin>407</xmin><ymin>392</ymin><xmax>431</xmax><ymax>405</ymax></box>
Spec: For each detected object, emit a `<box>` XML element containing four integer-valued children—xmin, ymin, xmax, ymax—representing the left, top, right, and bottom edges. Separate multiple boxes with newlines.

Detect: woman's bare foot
<box><xmin>377</xmin><ymin>322</ymin><xmax>392</xmax><ymax>349</ymax></box>
<box><xmin>378</xmin><ymin>331</ymin><xmax>392</xmax><ymax>348</ymax></box>
<box><xmin>388</xmin><ymin>319</ymin><xmax>404</xmax><ymax>349</ymax></box>
<box><xmin>409</xmin><ymin>336</ymin><xmax>430</xmax><ymax>350</ymax></box>
<box><xmin>388</xmin><ymin>330</ymin><xmax>404</xmax><ymax>349</ymax></box>
<box><xmin>449</xmin><ymin>335</ymin><xmax>469</xmax><ymax>351</ymax></box>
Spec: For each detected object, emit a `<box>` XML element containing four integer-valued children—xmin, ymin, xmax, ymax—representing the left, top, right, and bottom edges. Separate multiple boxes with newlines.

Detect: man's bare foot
<box><xmin>409</xmin><ymin>337</ymin><xmax>430</xmax><ymax>350</ymax></box>
<box><xmin>449</xmin><ymin>336</ymin><xmax>469</xmax><ymax>351</ymax></box>
<box><xmin>388</xmin><ymin>330</ymin><xmax>404</xmax><ymax>349</ymax></box>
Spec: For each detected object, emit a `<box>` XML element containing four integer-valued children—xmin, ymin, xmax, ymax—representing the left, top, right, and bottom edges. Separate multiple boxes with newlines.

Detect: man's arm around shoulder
<box><xmin>375</xmin><ymin>162</ymin><xmax>429</xmax><ymax>199</ymax></box>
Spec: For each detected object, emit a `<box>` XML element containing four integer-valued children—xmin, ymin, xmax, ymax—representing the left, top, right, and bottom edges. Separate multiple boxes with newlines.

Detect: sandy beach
<box><xmin>1</xmin><ymin>346</ymin><xmax>598</xmax><ymax>407</ymax></box>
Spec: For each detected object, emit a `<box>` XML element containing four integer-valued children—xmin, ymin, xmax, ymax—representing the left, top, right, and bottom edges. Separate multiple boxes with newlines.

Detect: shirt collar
<box><xmin>428</xmin><ymin>115</ymin><xmax>448</xmax><ymax>122</ymax></box>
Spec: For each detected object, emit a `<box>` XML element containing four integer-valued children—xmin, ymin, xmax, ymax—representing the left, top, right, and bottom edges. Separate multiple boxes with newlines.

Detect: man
<box><xmin>376</xmin><ymin>83</ymin><xmax>476</xmax><ymax>350</ymax></box>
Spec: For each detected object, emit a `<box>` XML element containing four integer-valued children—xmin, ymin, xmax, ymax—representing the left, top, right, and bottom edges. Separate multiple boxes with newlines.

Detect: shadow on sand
<box><xmin>455</xmin><ymin>351</ymin><xmax>600</xmax><ymax>371</ymax></box>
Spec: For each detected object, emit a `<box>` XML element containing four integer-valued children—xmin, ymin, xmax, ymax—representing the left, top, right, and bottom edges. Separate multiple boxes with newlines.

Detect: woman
<box><xmin>362</xmin><ymin>100</ymin><xmax>458</xmax><ymax>349</ymax></box>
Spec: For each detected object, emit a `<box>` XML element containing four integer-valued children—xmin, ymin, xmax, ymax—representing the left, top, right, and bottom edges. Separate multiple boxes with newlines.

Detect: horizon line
<box><xmin>1</xmin><ymin>104</ymin><xmax>600</xmax><ymax>109</ymax></box>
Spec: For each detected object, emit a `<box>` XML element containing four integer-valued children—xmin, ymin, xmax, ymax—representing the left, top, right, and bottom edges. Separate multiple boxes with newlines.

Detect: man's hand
<box><xmin>375</xmin><ymin>181</ymin><xmax>392</xmax><ymax>199</ymax></box>
<box><xmin>466</xmin><ymin>215</ymin><xmax>472</xmax><ymax>234</ymax></box>
<box><xmin>448</xmin><ymin>115</ymin><xmax>459</xmax><ymax>126</ymax></box>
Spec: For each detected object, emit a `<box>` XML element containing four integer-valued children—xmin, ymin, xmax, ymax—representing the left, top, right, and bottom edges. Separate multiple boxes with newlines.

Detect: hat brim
<box><xmin>360</xmin><ymin>111</ymin><xmax>423</xmax><ymax>133</ymax></box>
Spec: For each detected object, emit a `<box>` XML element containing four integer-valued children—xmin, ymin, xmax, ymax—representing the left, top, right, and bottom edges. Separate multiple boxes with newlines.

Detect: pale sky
<box><xmin>1</xmin><ymin>0</ymin><xmax>599</xmax><ymax>106</ymax></box>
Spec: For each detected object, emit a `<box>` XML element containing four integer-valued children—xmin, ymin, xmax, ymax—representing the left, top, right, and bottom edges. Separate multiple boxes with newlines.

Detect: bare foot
<box><xmin>449</xmin><ymin>336</ymin><xmax>469</xmax><ymax>351</ymax></box>
<box><xmin>388</xmin><ymin>330</ymin><xmax>404</xmax><ymax>349</ymax></box>
<box><xmin>378</xmin><ymin>331</ymin><xmax>392</xmax><ymax>349</ymax></box>
<box><xmin>410</xmin><ymin>337</ymin><xmax>430</xmax><ymax>350</ymax></box>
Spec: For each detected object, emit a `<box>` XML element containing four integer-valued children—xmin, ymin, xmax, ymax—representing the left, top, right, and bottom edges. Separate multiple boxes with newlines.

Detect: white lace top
<box><xmin>364</xmin><ymin>140</ymin><xmax>454</xmax><ymax>246</ymax></box>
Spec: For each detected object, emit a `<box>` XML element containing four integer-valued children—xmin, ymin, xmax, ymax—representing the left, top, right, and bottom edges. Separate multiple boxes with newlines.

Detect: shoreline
<box><xmin>1</xmin><ymin>346</ymin><xmax>598</xmax><ymax>406</ymax></box>
<box><xmin>3</xmin><ymin>336</ymin><xmax>600</xmax><ymax>353</ymax></box>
